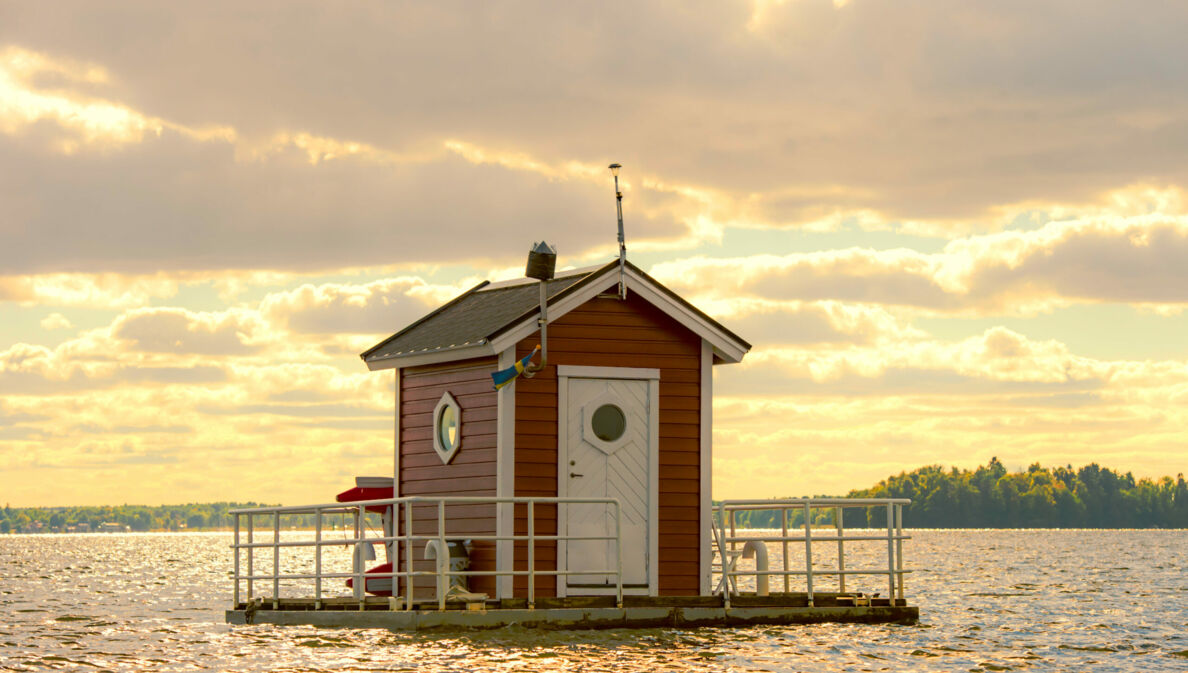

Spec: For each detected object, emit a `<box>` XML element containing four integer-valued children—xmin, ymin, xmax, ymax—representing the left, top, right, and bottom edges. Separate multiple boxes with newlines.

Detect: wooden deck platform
<box><xmin>226</xmin><ymin>593</ymin><xmax>918</xmax><ymax>631</ymax></box>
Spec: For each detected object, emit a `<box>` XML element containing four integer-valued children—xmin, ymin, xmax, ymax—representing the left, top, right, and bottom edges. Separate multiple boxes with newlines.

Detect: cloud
<box><xmin>5</xmin><ymin>1</ymin><xmax>1188</xmax><ymax>505</ymax></box>
<box><xmin>3</xmin><ymin>0</ymin><xmax>1188</xmax><ymax>281</ymax></box>
<box><xmin>0</xmin><ymin>272</ymin><xmax>181</xmax><ymax>308</ymax></box>
<box><xmin>0</xmin><ymin>306</ymin><xmax>261</xmax><ymax>393</ymax></box>
<box><xmin>39</xmin><ymin>312</ymin><xmax>72</xmax><ymax>330</ymax></box>
<box><xmin>112</xmin><ymin>307</ymin><xmax>264</xmax><ymax>355</ymax></box>
<box><xmin>0</xmin><ymin>46</ymin><xmax>234</xmax><ymax>151</ymax></box>
<box><xmin>0</xmin><ymin>129</ymin><xmax>688</xmax><ymax>275</ymax></box>
<box><xmin>259</xmin><ymin>278</ymin><xmax>448</xmax><ymax>335</ymax></box>
<box><xmin>716</xmin><ymin>326</ymin><xmax>1127</xmax><ymax>398</ymax></box>
<box><xmin>703</xmin><ymin>298</ymin><xmax>925</xmax><ymax>345</ymax></box>
<box><xmin>0</xmin><ymin>339</ymin><xmax>229</xmax><ymax>393</ymax></box>
<box><xmin>0</xmin><ymin>45</ymin><xmax>691</xmax><ymax>275</ymax></box>
<box><xmin>651</xmin><ymin>216</ymin><xmax>1188</xmax><ymax>313</ymax></box>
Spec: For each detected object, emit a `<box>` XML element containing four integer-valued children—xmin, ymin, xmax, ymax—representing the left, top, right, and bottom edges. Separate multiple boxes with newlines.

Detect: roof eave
<box><xmin>363</xmin><ymin>342</ymin><xmax>497</xmax><ymax>371</ymax></box>
<box><xmin>359</xmin><ymin>280</ymin><xmax>491</xmax><ymax>363</ymax></box>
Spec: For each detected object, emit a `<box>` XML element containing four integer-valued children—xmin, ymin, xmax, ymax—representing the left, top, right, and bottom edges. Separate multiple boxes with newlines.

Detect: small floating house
<box><xmin>360</xmin><ymin>254</ymin><xmax>748</xmax><ymax>601</ymax></box>
<box><xmin>227</xmin><ymin>244</ymin><xmax>915</xmax><ymax>630</ymax></box>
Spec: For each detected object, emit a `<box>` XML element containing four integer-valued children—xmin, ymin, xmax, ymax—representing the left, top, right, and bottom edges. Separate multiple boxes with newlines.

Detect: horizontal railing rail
<box><xmin>230</xmin><ymin>496</ymin><xmax>623</xmax><ymax>612</ymax></box>
<box><xmin>714</xmin><ymin>498</ymin><xmax>911</xmax><ymax>608</ymax></box>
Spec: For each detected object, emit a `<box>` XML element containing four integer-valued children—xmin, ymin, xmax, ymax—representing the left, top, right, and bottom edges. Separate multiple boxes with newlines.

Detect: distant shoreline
<box><xmin>4</xmin><ymin>460</ymin><xmax>1185</xmax><ymax>533</ymax></box>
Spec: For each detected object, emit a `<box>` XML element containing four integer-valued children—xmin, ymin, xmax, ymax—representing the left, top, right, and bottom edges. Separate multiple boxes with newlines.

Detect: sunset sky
<box><xmin>3</xmin><ymin>1</ymin><xmax>1187</xmax><ymax>507</ymax></box>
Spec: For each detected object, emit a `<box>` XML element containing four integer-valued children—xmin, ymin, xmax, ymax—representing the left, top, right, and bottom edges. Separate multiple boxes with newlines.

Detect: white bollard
<box><xmin>741</xmin><ymin>540</ymin><xmax>770</xmax><ymax>596</ymax></box>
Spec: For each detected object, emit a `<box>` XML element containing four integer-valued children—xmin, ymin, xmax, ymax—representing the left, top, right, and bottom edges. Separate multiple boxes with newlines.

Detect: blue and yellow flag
<box><xmin>491</xmin><ymin>345</ymin><xmax>541</xmax><ymax>390</ymax></box>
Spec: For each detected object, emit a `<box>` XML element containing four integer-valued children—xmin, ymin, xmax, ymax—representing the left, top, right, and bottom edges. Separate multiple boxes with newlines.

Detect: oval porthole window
<box><xmin>438</xmin><ymin>405</ymin><xmax>458</xmax><ymax>450</ymax></box>
<box><xmin>590</xmin><ymin>403</ymin><xmax>627</xmax><ymax>442</ymax></box>
<box><xmin>432</xmin><ymin>392</ymin><xmax>462</xmax><ymax>464</ymax></box>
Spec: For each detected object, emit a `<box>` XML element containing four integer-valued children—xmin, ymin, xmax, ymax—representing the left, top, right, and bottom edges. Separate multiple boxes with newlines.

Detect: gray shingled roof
<box><xmin>361</xmin><ymin>270</ymin><xmax>595</xmax><ymax>363</ymax></box>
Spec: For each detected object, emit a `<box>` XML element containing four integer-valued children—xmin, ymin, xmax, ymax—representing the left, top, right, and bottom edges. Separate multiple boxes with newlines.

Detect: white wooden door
<box><xmin>563</xmin><ymin>376</ymin><xmax>651</xmax><ymax>590</ymax></box>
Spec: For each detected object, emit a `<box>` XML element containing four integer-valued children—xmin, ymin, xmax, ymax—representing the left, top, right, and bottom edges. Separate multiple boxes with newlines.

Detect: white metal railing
<box><xmin>714</xmin><ymin>498</ymin><xmax>911</xmax><ymax>609</ymax></box>
<box><xmin>230</xmin><ymin>496</ymin><xmax>623</xmax><ymax>612</ymax></box>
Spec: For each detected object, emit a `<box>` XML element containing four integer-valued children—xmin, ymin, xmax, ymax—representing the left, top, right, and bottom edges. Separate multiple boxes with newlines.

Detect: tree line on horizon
<box><xmin>0</xmin><ymin>501</ymin><xmax>382</xmax><ymax>534</ymax></box>
<box><xmin>721</xmin><ymin>458</ymin><xmax>1188</xmax><ymax>529</ymax></box>
<box><xmin>4</xmin><ymin>459</ymin><xmax>1187</xmax><ymax>533</ymax></box>
<box><xmin>2</xmin><ymin>502</ymin><xmax>265</xmax><ymax>534</ymax></box>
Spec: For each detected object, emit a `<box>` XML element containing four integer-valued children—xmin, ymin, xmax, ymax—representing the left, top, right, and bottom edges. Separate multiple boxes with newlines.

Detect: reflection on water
<box><xmin>2</xmin><ymin>530</ymin><xmax>1187</xmax><ymax>671</ymax></box>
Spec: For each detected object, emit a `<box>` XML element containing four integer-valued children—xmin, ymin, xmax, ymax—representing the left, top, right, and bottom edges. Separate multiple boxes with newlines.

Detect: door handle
<box><xmin>569</xmin><ymin>472</ymin><xmax>584</xmax><ymax>478</ymax></box>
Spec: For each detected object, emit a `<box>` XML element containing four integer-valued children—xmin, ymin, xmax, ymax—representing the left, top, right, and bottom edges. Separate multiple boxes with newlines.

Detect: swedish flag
<box><xmin>491</xmin><ymin>345</ymin><xmax>541</xmax><ymax>390</ymax></box>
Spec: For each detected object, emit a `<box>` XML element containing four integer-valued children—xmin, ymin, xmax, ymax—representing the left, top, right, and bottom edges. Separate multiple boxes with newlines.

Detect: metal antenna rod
<box><xmin>610</xmin><ymin>163</ymin><xmax>627</xmax><ymax>300</ymax></box>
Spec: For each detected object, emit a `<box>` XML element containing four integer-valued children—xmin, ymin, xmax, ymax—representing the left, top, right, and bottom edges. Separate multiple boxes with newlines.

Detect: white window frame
<box><xmin>432</xmin><ymin>391</ymin><xmax>462</xmax><ymax>465</ymax></box>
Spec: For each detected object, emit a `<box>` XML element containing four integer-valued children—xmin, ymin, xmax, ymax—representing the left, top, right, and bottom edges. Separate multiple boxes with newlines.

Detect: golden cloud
<box><xmin>649</xmin><ymin>215</ymin><xmax>1188</xmax><ymax>314</ymax></box>
<box><xmin>0</xmin><ymin>46</ymin><xmax>235</xmax><ymax>150</ymax></box>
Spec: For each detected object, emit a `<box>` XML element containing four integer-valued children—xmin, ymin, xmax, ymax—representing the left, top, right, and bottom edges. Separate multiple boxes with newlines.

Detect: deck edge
<box><xmin>225</xmin><ymin>604</ymin><xmax>919</xmax><ymax>630</ymax></box>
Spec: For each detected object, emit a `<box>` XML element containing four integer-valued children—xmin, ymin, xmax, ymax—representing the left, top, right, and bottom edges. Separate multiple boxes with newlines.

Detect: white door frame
<box><xmin>556</xmin><ymin>365</ymin><xmax>660</xmax><ymax>597</ymax></box>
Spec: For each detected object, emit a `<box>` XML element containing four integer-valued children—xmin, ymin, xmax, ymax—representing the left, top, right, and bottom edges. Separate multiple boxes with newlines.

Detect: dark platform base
<box><xmin>225</xmin><ymin>593</ymin><xmax>918</xmax><ymax>631</ymax></box>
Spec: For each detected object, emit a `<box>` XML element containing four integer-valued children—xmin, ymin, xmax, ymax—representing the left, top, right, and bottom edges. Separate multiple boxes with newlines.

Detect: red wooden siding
<box><xmin>399</xmin><ymin>357</ymin><xmax>498</xmax><ymax>598</ymax></box>
<box><xmin>513</xmin><ymin>294</ymin><xmax>703</xmax><ymax>597</ymax></box>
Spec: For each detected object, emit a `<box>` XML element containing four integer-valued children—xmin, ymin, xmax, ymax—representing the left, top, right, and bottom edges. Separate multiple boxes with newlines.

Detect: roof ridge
<box><xmin>478</xmin><ymin>262</ymin><xmax>605</xmax><ymax>292</ymax></box>
<box><xmin>486</xmin><ymin>260</ymin><xmax>619</xmax><ymax>343</ymax></box>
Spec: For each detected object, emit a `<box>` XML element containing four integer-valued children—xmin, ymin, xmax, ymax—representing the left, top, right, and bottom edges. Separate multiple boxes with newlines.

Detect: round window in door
<box><xmin>582</xmin><ymin>394</ymin><xmax>631</xmax><ymax>455</ymax></box>
<box><xmin>590</xmin><ymin>404</ymin><xmax>626</xmax><ymax>442</ymax></box>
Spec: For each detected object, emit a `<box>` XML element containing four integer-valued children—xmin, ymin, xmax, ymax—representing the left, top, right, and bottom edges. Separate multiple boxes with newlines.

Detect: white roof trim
<box><xmin>363</xmin><ymin>342</ymin><xmax>495</xmax><ymax>371</ymax></box>
<box><xmin>621</xmin><ymin>267</ymin><xmax>748</xmax><ymax>363</ymax></box>
<box><xmin>488</xmin><ymin>265</ymin><xmax>749</xmax><ymax>363</ymax></box>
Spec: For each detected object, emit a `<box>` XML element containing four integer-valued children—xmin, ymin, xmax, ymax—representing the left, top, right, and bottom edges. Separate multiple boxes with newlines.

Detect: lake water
<box><xmin>2</xmin><ymin>530</ymin><xmax>1186</xmax><ymax>672</ymax></box>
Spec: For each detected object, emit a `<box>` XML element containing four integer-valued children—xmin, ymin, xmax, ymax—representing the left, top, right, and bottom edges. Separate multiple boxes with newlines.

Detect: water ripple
<box><xmin>1</xmin><ymin>530</ymin><xmax>1187</xmax><ymax>671</ymax></box>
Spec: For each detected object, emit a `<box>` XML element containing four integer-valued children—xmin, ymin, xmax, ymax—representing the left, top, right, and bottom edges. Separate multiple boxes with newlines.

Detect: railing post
<box><xmin>885</xmin><ymin>502</ymin><xmax>895</xmax><ymax>601</ymax></box>
<box><xmin>272</xmin><ymin>511</ymin><xmax>281</xmax><ymax>609</ymax></box>
<box><xmin>718</xmin><ymin>501</ymin><xmax>730</xmax><ymax>609</ymax></box>
<box><xmin>232</xmin><ymin>514</ymin><xmax>240</xmax><ymax>608</ymax></box>
<box><xmin>404</xmin><ymin>502</ymin><xmax>414</xmax><ymax>611</ymax></box>
<box><xmin>803</xmin><ymin>501</ymin><xmax>813</xmax><ymax>607</ymax></box>
<box><xmin>835</xmin><ymin>506</ymin><xmax>846</xmax><ymax>594</ymax></box>
<box><xmin>527</xmin><ymin>500</ymin><xmax>535</xmax><ymax>609</ymax></box>
<box><xmin>353</xmin><ymin>507</ymin><xmax>364</xmax><ymax>606</ymax></box>
<box><xmin>384</xmin><ymin>504</ymin><xmax>398</xmax><ymax>610</ymax></box>
<box><xmin>781</xmin><ymin>506</ymin><xmax>789</xmax><ymax>594</ymax></box>
<box><xmin>728</xmin><ymin>508</ymin><xmax>737</xmax><ymax>554</ymax></box>
<box><xmin>246</xmin><ymin>514</ymin><xmax>254</xmax><ymax>601</ymax></box>
<box><xmin>615</xmin><ymin>501</ymin><xmax>623</xmax><ymax>608</ymax></box>
<box><xmin>895</xmin><ymin>503</ymin><xmax>905</xmax><ymax>603</ymax></box>
<box><xmin>437</xmin><ymin>500</ymin><xmax>447</xmax><ymax>611</ymax></box>
<box><xmin>315</xmin><ymin>508</ymin><xmax>322</xmax><ymax>609</ymax></box>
